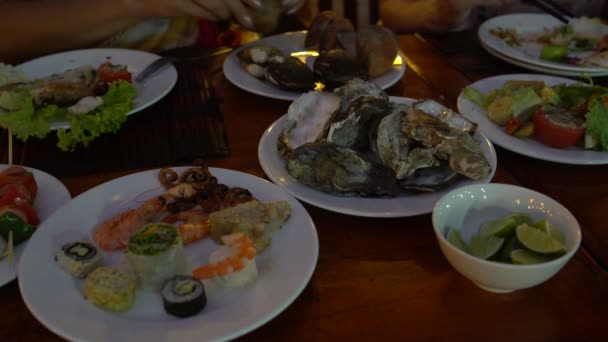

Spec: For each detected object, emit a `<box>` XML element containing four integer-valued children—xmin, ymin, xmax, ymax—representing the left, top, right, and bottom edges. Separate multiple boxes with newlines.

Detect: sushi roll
<box><xmin>126</xmin><ymin>223</ymin><xmax>186</xmax><ymax>291</ymax></box>
<box><xmin>161</xmin><ymin>275</ymin><xmax>207</xmax><ymax>318</ymax></box>
<box><xmin>192</xmin><ymin>232</ymin><xmax>258</xmax><ymax>287</ymax></box>
<box><xmin>85</xmin><ymin>266</ymin><xmax>136</xmax><ymax>312</ymax></box>
<box><xmin>55</xmin><ymin>240</ymin><xmax>103</xmax><ymax>278</ymax></box>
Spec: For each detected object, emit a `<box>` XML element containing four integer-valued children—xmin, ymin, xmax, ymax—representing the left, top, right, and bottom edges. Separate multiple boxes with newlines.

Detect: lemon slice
<box><xmin>469</xmin><ymin>234</ymin><xmax>504</xmax><ymax>259</ymax></box>
<box><xmin>446</xmin><ymin>228</ymin><xmax>468</xmax><ymax>252</ymax></box>
<box><xmin>480</xmin><ymin>213</ymin><xmax>531</xmax><ymax>238</ymax></box>
<box><xmin>510</xmin><ymin>249</ymin><xmax>553</xmax><ymax>264</ymax></box>
<box><xmin>532</xmin><ymin>219</ymin><xmax>566</xmax><ymax>245</ymax></box>
<box><xmin>516</xmin><ymin>224</ymin><xmax>566</xmax><ymax>255</ymax></box>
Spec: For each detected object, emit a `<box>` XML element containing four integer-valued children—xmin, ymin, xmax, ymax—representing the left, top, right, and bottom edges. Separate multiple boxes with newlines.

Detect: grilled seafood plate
<box><xmin>278</xmin><ymin>79</ymin><xmax>493</xmax><ymax>196</ymax></box>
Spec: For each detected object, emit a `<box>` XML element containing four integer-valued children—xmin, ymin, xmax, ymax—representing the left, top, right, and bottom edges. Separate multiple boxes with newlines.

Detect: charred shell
<box><xmin>399</xmin><ymin>163</ymin><xmax>460</xmax><ymax>192</ymax></box>
<box><xmin>313</xmin><ymin>49</ymin><xmax>367</xmax><ymax>89</ymax></box>
<box><xmin>265</xmin><ymin>56</ymin><xmax>316</xmax><ymax>91</ymax></box>
<box><xmin>413</xmin><ymin>99</ymin><xmax>477</xmax><ymax>134</ymax></box>
<box><xmin>285</xmin><ymin>142</ymin><xmax>399</xmax><ymax>197</ymax></box>
<box><xmin>333</xmin><ymin>78</ymin><xmax>389</xmax><ymax>122</ymax></box>
<box><xmin>278</xmin><ymin>91</ymin><xmax>341</xmax><ymax>158</ymax></box>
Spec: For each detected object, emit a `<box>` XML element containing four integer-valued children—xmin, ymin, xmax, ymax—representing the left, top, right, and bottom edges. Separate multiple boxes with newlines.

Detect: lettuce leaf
<box><xmin>0</xmin><ymin>97</ymin><xmax>60</xmax><ymax>141</ymax></box>
<box><xmin>585</xmin><ymin>96</ymin><xmax>608</xmax><ymax>151</ymax></box>
<box><xmin>462</xmin><ymin>86</ymin><xmax>486</xmax><ymax>107</ymax></box>
<box><xmin>57</xmin><ymin>80</ymin><xmax>136</xmax><ymax>151</ymax></box>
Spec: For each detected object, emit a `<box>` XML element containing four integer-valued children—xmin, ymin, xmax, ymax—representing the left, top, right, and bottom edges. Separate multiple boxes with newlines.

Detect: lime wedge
<box><xmin>516</xmin><ymin>224</ymin><xmax>566</xmax><ymax>255</ymax></box>
<box><xmin>480</xmin><ymin>213</ymin><xmax>532</xmax><ymax>238</ymax></box>
<box><xmin>492</xmin><ymin>235</ymin><xmax>517</xmax><ymax>263</ymax></box>
<box><xmin>469</xmin><ymin>234</ymin><xmax>504</xmax><ymax>259</ymax></box>
<box><xmin>532</xmin><ymin>219</ymin><xmax>566</xmax><ymax>245</ymax></box>
<box><xmin>446</xmin><ymin>228</ymin><xmax>468</xmax><ymax>252</ymax></box>
<box><xmin>510</xmin><ymin>249</ymin><xmax>553</xmax><ymax>264</ymax></box>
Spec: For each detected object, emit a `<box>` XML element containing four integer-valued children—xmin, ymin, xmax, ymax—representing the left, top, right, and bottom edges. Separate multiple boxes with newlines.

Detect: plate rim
<box><xmin>18</xmin><ymin>166</ymin><xmax>319</xmax><ymax>342</ymax></box>
<box><xmin>0</xmin><ymin>164</ymin><xmax>71</xmax><ymax>287</ymax></box>
<box><xmin>257</xmin><ymin>96</ymin><xmax>498</xmax><ymax>217</ymax></box>
<box><xmin>16</xmin><ymin>48</ymin><xmax>178</xmax><ymax>131</ymax></box>
<box><xmin>223</xmin><ymin>31</ymin><xmax>406</xmax><ymax>101</ymax></box>
<box><xmin>456</xmin><ymin>73</ymin><xmax>608</xmax><ymax>165</ymax></box>
<box><xmin>478</xmin><ymin>13</ymin><xmax>608</xmax><ymax>73</ymax></box>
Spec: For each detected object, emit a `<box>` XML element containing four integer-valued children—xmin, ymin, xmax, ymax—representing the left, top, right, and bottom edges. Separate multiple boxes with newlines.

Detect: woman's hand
<box><xmin>281</xmin><ymin>0</ymin><xmax>307</xmax><ymax>14</ymax></box>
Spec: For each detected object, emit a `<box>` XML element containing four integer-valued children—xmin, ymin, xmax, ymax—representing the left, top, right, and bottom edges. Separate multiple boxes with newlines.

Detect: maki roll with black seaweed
<box><xmin>161</xmin><ymin>275</ymin><xmax>206</xmax><ymax>318</ymax></box>
<box><xmin>55</xmin><ymin>240</ymin><xmax>102</xmax><ymax>278</ymax></box>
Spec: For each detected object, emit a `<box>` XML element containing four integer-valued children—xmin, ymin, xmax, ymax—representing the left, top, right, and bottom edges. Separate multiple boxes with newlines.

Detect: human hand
<box><xmin>125</xmin><ymin>0</ymin><xmax>264</xmax><ymax>29</ymax></box>
<box><xmin>281</xmin><ymin>0</ymin><xmax>307</xmax><ymax>14</ymax></box>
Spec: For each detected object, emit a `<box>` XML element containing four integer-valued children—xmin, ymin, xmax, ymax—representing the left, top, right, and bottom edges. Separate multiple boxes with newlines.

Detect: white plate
<box><xmin>17</xmin><ymin>48</ymin><xmax>178</xmax><ymax>130</ymax></box>
<box><xmin>19</xmin><ymin>167</ymin><xmax>318</xmax><ymax>342</ymax></box>
<box><xmin>258</xmin><ymin>97</ymin><xmax>497</xmax><ymax>217</ymax></box>
<box><xmin>481</xmin><ymin>41</ymin><xmax>608</xmax><ymax>77</ymax></box>
<box><xmin>479</xmin><ymin>14</ymin><xmax>608</xmax><ymax>74</ymax></box>
<box><xmin>223</xmin><ymin>31</ymin><xmax>406</xmax><ymax>101</ymax></box>
<box><xmin>457</xmin><ymin>73</ymin><xmax>608</xmax><ymax>165</ymax></box>
<box><xmin>0</xmin><ymin>165</ymin><xmax>71</xmax><ymax>287</ymax></box>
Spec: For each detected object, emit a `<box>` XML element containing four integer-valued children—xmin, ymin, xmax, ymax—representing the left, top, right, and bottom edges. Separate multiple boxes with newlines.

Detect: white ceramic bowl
<box><xmin>432</xmin><ymin>183</ymin><xmax>582</xmax><ymax>293</ymax></box>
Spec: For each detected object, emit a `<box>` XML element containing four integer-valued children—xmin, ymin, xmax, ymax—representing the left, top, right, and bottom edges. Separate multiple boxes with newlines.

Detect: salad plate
<box><xmin>479</xmin><ymin>14</ymin><xmax>608</xmax><ymax>74</ymax></box>
<box><xmin>457</xmin><ymin>74</ymin><xmax>608</xmax><ymax>165</ymax></box>
<box><xmin>18</xmin><ymin>167</ymin><xmax>318</xmax><ymax>342</ymax></box>
<box><xmin>258</xmin><ymin>97</ymin><xmax>497</xmax><ymax>218</ymax></box>
<box><xmin>0</xmin><ymin>165</ymin><xmax>71</xmax><ymax>287</ymax></box>
<box><xmin>223</xmin><ymin>31</ymin><xmax>406</xmax><ymax>101</ymax></box>
<box><xmin>17</xmin><ymin>48</ymin><xmax>178</xmax><ymax>130</ymax></box>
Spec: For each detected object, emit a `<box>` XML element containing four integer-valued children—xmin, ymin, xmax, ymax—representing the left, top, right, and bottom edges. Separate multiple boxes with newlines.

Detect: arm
<box><xmin>379</xmin><ymin>0</ymin><xmax>480</xmax><ymax>33</ymax></box>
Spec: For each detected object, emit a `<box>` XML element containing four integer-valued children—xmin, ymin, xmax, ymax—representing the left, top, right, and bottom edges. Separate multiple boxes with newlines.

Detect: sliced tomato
<box><xmin>505</xmin><ymin>118</ymin><xmax>521</xmax><ymax>135</ymax></box>
<box><xmin>0</xmin><ymin>173</ymin><xmax>37</xmax><ymax>199</ymax></box>
<box><xmin>97</xmin><ymin>62</ymin><xmax>132</xmax><ymax>83</ymax></box>
<box><xmin>0</xmin><ymin>183</ymin><xmax>32</xmax><ymax>204</ymax></box>
<box><xmin>0</xmin><ymin>199</ymin><xmax>39</xmax><ymax>225</ymax></box>
<box><xmin>0</xmin><ymin>166</ymin><xmax>28</xmax><ymax>176</ymax></box>
<box><xmin>533</xmin><ymin>106</ymin><xmax>585</xmax><ymax>149</ymax></box>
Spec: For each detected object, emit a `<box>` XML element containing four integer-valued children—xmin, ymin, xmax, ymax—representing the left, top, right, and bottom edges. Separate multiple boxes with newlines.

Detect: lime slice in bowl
<box><xmin>446</xmin><ymin>228</ymin><xmax>469</xmax><ymax>252</ymax></box>
<box><xmin>510</xmin><ymin>249</ymin><xmax>553</xmax><ymax>264</ymax></box>
<box><xmin>469</xmin><ymin>234</ymin><xmax>504</xmax><ymax>259</ymax></box>
<box><xmin>532</xmin><ymin>219</ymin><xmax>566</xmax><ymax>245</ymax></box>
<box><xmin>480</xmin><ymin>213</ymin><xmax>531</xmax><ymax>238</ymax></box>
<box><xmin>516</xmin><ymin>223</ymin><xmax>566</xmax><ymax>255</ymax></box>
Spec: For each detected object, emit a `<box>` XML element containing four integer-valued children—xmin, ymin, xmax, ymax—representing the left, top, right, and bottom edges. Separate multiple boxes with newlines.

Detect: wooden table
<box><xmin>2</xmin><ymin>30</ymin><xmax>608</xmax><ymax>341</ymax></box>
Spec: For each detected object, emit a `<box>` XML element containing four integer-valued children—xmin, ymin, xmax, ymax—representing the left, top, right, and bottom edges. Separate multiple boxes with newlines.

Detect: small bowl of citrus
<box><xmin>432</xmin><ymin>183</ymin><xmax>581</xmax><ymax>293</ymax></box>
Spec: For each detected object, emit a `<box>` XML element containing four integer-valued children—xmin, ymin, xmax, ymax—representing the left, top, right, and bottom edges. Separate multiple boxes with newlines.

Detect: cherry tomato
<box><xmin>0</xmin><ymin>167</ymin><xmax>37</xmax><ymax>199</ymax></box>
<box><xmin>505</xmin><ymin>118</ymin><xmax>521</xmax><ymax>135</ymax></box>
<box><xmin>0</xmin><ymin>199</ymin><xmax>39</xmax><ymax>225</ymax></box>
<box><xmin>97</xmin><ymin>62</ymin><xmax>132</xmax><ymax>83</ymax></box>
<box><xmin>533</xmin><ymin>106</ymin><xmax>585</xmax><ymax>148</ymax></box>
<box><xmin>0</xmin><ymin>183</ymin><xmax>33</xmax><ymax>204</ymax></box>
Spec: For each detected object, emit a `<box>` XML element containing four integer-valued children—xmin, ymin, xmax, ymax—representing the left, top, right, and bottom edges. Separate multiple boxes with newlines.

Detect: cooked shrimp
<box><xmin>192</xmin><ymin>233</ymin><xmax>256</xmax><ymax>280</ymax></box>
<box><xmin>162</xmin><ymin>209</ymin><xmax>211</xmax><ymax>245</ymax></box>
<box><xmin>93</xmin><ymin>195</ymin><xmax>174</xmax><ymax>251</ymax></box>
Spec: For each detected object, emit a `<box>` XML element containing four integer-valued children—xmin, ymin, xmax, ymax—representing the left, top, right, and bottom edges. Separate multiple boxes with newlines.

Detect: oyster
<box><xmin>278</xmin><ymin>91</ymin><xmax>341</xmax><ymax>158</ymax></box>
<box><xmin>402</xmin><ymin>107</ymin><xmax>492</xmax><ymax>180</ymax></box>
<box><xmin>400</xmin><ymin>163</ymin><xmax>460</xmax><ymax>192</ymax></box>
<box><xmin>333</xmin><ymin>78</ymin><xmax>389</xmax><ymax>121</ymax></box>
<box><xmin>313</xmin><ymin>49</ymin><xmax>367</xmax><ymax>89</ymax></box>
<box><xmin>238</xmin><ymin>45</ymin><xmax>283</xmax><ymax>65</ymax></box>
<box><xmin>265</xmin><ymin>56</ymin><xmax>316</xmax><ymax>91</ymax></box>
<box><xmin>326</xmin><ymin>96</ymin><xmax>390</xmax><ymax>150</ymax></box>
<box><xmin>413</xmin><ymin>99</ymin><xmax>477</xmax><ymax>134</ymax></box>
<box><xmin>285</xmin><ymin>142</ymin><xmax>399</xmax><ymax>197</ymax></box>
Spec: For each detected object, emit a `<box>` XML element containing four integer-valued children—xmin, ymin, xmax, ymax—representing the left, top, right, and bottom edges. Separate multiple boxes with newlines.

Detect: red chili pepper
<box><xmin>505</xmin><ymin>118</ymin><xmax>521</xmax><ymax>135</ymax></box>
<box><xmin>216</xmin><ymin>29</ymin><xmax>242</xmax><ymax>48</ymax></box>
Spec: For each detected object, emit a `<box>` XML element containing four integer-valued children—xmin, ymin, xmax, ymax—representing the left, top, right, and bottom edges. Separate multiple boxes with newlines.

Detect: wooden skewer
<box><xmin>8</xmin><ymin>128</ymin><xmax>13</xmax><ymax>166</ymax></box>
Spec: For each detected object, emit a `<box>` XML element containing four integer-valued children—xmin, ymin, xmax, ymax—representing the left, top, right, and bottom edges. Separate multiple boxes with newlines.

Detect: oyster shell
<box><xmin>313</xmin><ymin>49</ymin><xmax>367</xmax><ymax>89</ymax></box>
<box><xmin>333</xmin><ymin>78</ymin><xmax>388</xmax><ymax>121</ymax></box>
<box><xmin>400</xmin><ymin>163</ymin><xmax>460</xmax><ymax>192</ymax></box>
<box><xmin>326</xmin><ymin>96</ymin><xmax>390</xmax><ymax>150</ymax></box>
<box><xmin>278</xmin><ymin>91</ymin><xmax>341</xmax><ymax>158</ymax></box>
<box><xmin>413</xmin><ymin>99</ymin><xmax>477</xmax><ymax>134</ymax></box>
<box><xmin>285</xmin><ymin>142</ymin><xmax>399</xmax><ymax>197</ymax></box>
<box><xmin>265</xmin><ymin>56</ymin><xmax>316</xmax><ymax>91</ymax></box>
<box><xmin>238</xmin><ymin>45</ymin><xmax>284</xmax><ymax>65</ymax></box>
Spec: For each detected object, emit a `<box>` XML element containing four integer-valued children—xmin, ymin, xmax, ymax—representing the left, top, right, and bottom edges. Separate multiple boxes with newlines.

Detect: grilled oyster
<box><xmin>333</xmin><ymin>78</ymin><xmax>389</xmax><ymax>121</ymax></box>
<box><xmin>285</xmin><ymin>142</ymin><xmax>399</xmax><ymax>197</ymax></box>
<box><xmin>238</xmin><ymin>45</ymin><xmax>284</xmax><ymax>79</ymax></box>
<box><xmin>278</xmin><ymin>91</ymin><xmax>341</xmax><ymax>158</ymax></box>
<box><xmin>413</xmin><ymin>99</ymin><xmax>477</xmax><ymax>134</ymax></box>
<box><xmin>265</xmin><ymin>56</ymin><xmax>316</xmax><ymax>91</ymax></box>
<box><xmin>326</xmin><ymin>96</ymin><xmax>390</xmax><ymax>150</ymax></box>
<box><xmin>313</xmin><ymin>49</ymin><xmax>367</xmax><ymax>89</ymax></box>
<box><xmin>400</xmin><ymin>163</ymin><xmax>460</xmax><ymax>192</ymax></box>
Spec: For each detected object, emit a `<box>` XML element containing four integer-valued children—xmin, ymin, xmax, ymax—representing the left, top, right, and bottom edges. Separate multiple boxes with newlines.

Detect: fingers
<box><xmin>241</xmin><ymin>0</ymin><xmax>263</xmax><ymax>10</ymax></box>
<box><xmin>282</xmin><ymin>0</ymin><xmax>305</xmax><ymax>14</ymax></box>
<box><xmin>175</xmin><ymin>0</ymin><xmax>220</xmax><ymax>20</ymax></box>
<box><xmin>198</xmin><ymin>0</ymin><xmax>231</xmax><ymax>20</ymax></box>
<box><xmin>225</xmin><ymin>0</ymin><xmax>255</xmax><ymax>29</ymax></box>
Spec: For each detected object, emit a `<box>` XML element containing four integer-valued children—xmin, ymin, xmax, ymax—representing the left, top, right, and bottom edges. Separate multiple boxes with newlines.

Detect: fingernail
<box><xmin>252</xmin><ymin>0</ymin><xmax>263</xmax><ymax>8</ymax></box>
<box><xmin>242</xmin><ymin>15</ymin><xmax>255</xmax><ymax>29</ymax></box>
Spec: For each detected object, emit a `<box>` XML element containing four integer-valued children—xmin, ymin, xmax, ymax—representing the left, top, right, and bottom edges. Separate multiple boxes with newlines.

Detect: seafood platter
<box><xmin>223</xmin><ymin>11</ymin><xmax>406</xmax><ymax>100</ymax></box>
<box><xmin>18</xmin><ymin>164</ymin><xmax>318</xmax><ymax>341</ymax></box>
<box><xmin>258</xmin><ymin>79</ymin><xmax>497</xmax><ymax>217</ymax></box>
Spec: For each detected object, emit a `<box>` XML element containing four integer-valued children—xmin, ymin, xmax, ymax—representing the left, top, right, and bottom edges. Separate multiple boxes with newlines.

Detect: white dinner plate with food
<box><xmin>17</xmin><ymin>48</ymin><xmax>178</xmax><ymax>130</ymax></box>
<box><xmin>258</xmin><ymin>97</ymin><xmax>497</xmax><ymax>217</ymax></box>
<box><xmin>223</xmin><ymin>31</ymin><xmax>406</xmax><ymax>101</ymax></box>
<box><xmin>480</xmin><ymin>41</ymin><xmax>608</xmax><ymax>78</ymax></box>
<box><xmin>457</xmin><ymin>73</ymin><xmax>608</xmax><ymax>165</ymax></box>
<box><xmin>19</xmin><ymin>167</ymin><xmax>318</xmax><ymax>342</ymax></box>
<box><xmin>479</xmin><ymin>14</ymin><xmax>608</xmax><ymax>74</ymax></box>
<box><xmin>0</xmin><ymin>165</ymin><xmax>71</xmax><ymax>287</ymax></box>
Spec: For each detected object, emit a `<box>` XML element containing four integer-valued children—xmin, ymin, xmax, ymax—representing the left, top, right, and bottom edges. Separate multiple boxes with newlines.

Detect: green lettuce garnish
<box><xmin>585</xmin><ymin>96</ymin><xmax>608</xmax><ymax>151</ymax></box>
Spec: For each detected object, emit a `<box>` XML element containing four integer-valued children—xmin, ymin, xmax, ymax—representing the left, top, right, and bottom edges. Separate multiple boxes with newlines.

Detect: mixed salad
<box><xmin>490</xmin><ymin>17</ymin><xmax>608</xmax><ymax>67</ymax></box>
<box><xmin>463</xmin><ymin>80</ymin><xmax>608</xmax><ymax>150</ymax></box>
<box><xmin>0</xmin><ymin>62</ymin><xmax>136</xmax><ymax>151</ymax></box>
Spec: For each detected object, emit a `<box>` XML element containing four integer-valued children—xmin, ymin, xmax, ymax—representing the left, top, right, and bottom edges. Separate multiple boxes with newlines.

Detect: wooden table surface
<box><xmin>1</xmin><ymin>30</ymin><xmax>608</xmax><ymax>341</ymax></box>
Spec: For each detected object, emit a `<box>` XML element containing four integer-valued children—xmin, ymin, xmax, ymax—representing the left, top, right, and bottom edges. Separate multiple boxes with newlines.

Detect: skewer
<box><xmin>8</xmin><ymin>128</ymin><xmax>13</xmax><ymax>166</ymax></box>
<box><xmin>523</xmin><ymin>0</ymin><xmax>573</xmax><ymax>23</ymax></box>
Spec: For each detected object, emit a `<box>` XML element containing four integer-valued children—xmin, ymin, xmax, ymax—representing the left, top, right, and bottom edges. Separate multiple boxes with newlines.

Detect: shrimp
<box><xmin>162</xmin><ymin>209</ymin><xmax>211</xmax><ymax>245</ymax></box>
<box><xmin>93</xmin><ymin>194</ymin><xmax>174</xmax><ymax>251</ymax></box>
<box><xmin>192</xmin><ymin>233</ymin><xmax>257</xmax><ymax>282</ymax></box>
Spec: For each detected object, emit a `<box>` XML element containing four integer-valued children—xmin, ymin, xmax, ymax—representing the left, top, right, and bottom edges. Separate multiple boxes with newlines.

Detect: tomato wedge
<box><xmin>0</xmin><ymin>199</ymin><xmax>39</xmax><ymax>225</ymax></box>
<box><xmin>97</xmin><ymin>62</ymin><xmax>132</xmax><ymax>83</ymax></box>
<box><xmin>0</xmin><ymin>166</ymin><xmax>37</xmax><ymax>199</ymax></box>
<box><xmin>0</xmin><ymin>183</ymin><xmax>33</xmax><ymax>204</ymax></box>
<box><xmin>533</xmin><ymin>106</ymin><xmax>585</xmax><ymax>149</ymax></box>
